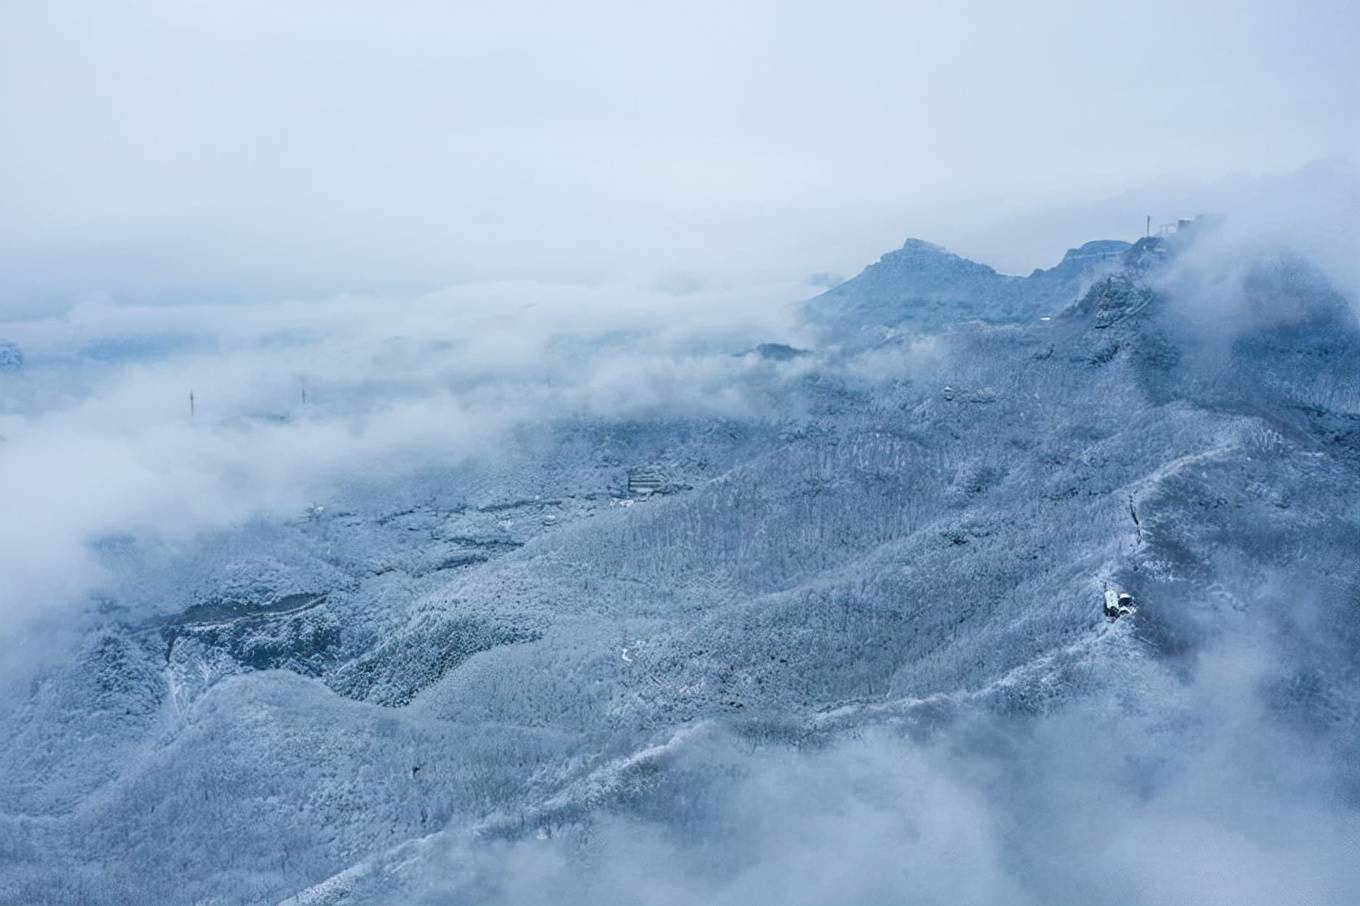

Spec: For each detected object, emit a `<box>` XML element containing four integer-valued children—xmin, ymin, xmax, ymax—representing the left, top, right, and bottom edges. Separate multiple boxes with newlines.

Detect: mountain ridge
<box><xmin>804</xmin><ymin>235</ymin><xmax>1132</xmax><ymax>339</ymax></box>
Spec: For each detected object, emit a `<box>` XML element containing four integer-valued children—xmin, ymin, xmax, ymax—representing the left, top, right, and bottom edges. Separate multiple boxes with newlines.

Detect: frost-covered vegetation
<box><xmin>1</xmin><ymin>226</ymin><xmax>1358</xmax><ymax>904</ymax></box>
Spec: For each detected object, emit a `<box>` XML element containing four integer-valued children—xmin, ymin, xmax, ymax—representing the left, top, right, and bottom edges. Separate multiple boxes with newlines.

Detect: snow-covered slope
<box><xmin>2</xmin><ymin>231</ymin><xmax>1358</xmax><ymax>905</ymax></box>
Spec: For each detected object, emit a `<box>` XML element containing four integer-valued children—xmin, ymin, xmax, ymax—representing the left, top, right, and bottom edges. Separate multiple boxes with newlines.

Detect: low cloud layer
<box><xmin>421</xmin><ymin>638</ymin><xmax>1360</xmax><ymax>906</ymax></box>
<box><xmin>0</xmin><ymin>278</ymin><xmax>813</xmax><ymax>650</ymax></box>
<box><xmin>1156</xmin><ymin>161</ymin><xmax>1360</xmax><ymax>328</ymax></box>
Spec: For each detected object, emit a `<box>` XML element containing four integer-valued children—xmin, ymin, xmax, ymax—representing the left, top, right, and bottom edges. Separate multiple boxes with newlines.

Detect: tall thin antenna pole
<box><xmin>189</xmin><ymin>390</ymin><xmax>195</xmax><ymax>418</ymax></box>
<box><xmin>1146</xmin><ymin>215</ymin><xmax>1151</xmax><ymax>238</ymax></box>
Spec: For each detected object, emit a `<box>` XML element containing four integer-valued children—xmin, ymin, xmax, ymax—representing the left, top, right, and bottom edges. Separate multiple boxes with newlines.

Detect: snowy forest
<box><xmin>2</xmin><ymin>2</ymin><xmax>1357</xmax><ymax>903</ymax></box>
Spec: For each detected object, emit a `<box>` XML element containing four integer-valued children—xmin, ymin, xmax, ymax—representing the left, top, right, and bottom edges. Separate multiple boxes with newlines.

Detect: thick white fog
<box><xmin>2</xmin><ymin>1</ymin><xmax>1357</xmax><ymax>308</ymax></box>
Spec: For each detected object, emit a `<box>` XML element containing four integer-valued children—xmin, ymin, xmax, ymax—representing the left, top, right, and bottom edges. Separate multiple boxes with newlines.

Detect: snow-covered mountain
<box><xmin>2</xmin><ymin>229</ymin><xmax>1358</xmax><ymax>905</ymax></box>
<box><xmin>803</xmin><ymin>237</ymin><xmax>1130</xmax><ymax>340</ymax></box>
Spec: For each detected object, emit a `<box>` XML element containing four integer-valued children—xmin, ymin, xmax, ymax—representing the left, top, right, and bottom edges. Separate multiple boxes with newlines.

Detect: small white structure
<box><xmin>1104</xmin><ymin>589</ymin><xmax>1136</xmax><ymax>621</ymax></box>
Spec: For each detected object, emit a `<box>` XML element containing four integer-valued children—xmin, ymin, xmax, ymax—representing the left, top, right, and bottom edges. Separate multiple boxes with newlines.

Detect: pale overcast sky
<box><xmin>1</xmin><ymin>0</ymin><xmax>1356</xmax><ymax>309</ymax></box>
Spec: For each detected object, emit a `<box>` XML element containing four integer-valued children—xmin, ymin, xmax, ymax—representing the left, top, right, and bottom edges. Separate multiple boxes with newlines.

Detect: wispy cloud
<box><xmin>413</xmin><ymin>638</ymin><xmax>1360</xmax><ymax>905</ymax></box>
<box><xmin>0</xmin><ymin>278</ymin><xmax>810</xmax><ymax>645</ymax></box>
